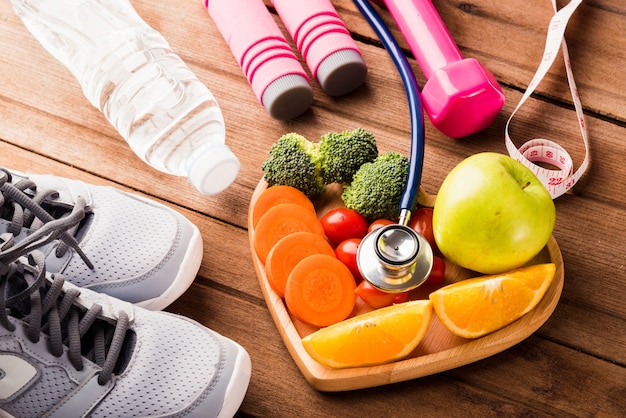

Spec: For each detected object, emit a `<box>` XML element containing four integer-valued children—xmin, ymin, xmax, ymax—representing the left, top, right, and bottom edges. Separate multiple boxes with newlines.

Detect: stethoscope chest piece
<box><xmin>357</xmin><ymin>224</ymin><xmax>434</xmax><ymax>293</ymax></box>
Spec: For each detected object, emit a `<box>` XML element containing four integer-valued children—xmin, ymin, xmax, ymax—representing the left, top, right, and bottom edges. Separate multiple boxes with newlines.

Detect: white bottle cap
<box><xmin>187</xmin><ymin>144</ymin><xmax>240</xmax><ymax>195</ymax></box>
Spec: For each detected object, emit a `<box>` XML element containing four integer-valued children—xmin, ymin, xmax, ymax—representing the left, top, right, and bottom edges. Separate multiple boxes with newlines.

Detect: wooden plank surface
<box><xmin>1</xmin><ymin>0</ymin><xmax>624</xmax><ymax>416</ymax></box>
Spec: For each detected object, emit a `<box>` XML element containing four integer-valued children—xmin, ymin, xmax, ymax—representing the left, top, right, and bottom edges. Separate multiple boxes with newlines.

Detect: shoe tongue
<box><xmin>0</xmin><ymin>222</ymin><xmax>29</xmax><ymax>240</ymax></box>
<box><xmin>66</xmin><ymin>281</ymin><xmax>137</xmax><ymax>376</ymax></box>
<box><xmin>3</xmin><ymin>266</ymin><xmax>32</xmax><ymax>318</ymax></box>
<box><xmin>3</xmin><ymin>255</ymin><xmax>50</xmax><ymax>319</ymax></box>
<box><xmin>64</xmin><ymin>280</ymin><xmax>136</xmax><ymax>323</ymax></box>
<box><xmin>11</xmin><ymin>171</ymin><xmax>93</xmax><ymax>212</ymax></box>
<box><xmin>2</xmin><ymin>170</ymin><xmax>94</xmax><ymax>243</ymax></box>
<box><xmin>3</xmin><ymin>254</ymin><xmax>136</xmax><ymax>377</ymax></box>
<box><xmin>3</xmin><ymin>258</ymin><xmax>134</xmax><ymax>325</ymax></box>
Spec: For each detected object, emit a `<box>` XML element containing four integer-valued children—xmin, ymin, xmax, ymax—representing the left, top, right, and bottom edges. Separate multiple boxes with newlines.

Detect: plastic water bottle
<box><xmin>10</xmin><ymin>0</ymin><xmax>240</xmax><ymax>195</ymax></box>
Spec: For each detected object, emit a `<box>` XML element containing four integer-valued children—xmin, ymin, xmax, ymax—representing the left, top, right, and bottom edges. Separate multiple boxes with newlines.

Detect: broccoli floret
<box><xmin>319</xmin><ymin>128</ymin><xmax>378</xmax><ymax>184</ymax></box>
<box><xmin>341</xmin><ymin>151</ymin><xmax>409</xmax><ymax>221</ymax></box>
<box><xmin>261</xmin><ymin>132</ymin><xmax>326</xmax><ymax>199</ymax></box>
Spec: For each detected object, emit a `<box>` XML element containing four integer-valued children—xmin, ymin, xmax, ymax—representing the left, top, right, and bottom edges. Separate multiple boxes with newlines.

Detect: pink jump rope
<box><xmin>204</xmin><ymin>0</ymin><xmax>367</xmax><ymax>120</ymax></box>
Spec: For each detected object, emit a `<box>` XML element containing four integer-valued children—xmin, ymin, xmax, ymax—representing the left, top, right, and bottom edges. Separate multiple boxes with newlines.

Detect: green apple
<box><xmin>432</xmin><ymin>152</ymin><xmax>555</xmax><ymax>274</ymax></box>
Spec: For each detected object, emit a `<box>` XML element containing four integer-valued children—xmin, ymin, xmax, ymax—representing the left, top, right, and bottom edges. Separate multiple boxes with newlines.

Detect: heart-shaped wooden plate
<box><xmin>248</xmin><ymin>180</ymin><xmax>564</xmax><ymax>392</ymax></box>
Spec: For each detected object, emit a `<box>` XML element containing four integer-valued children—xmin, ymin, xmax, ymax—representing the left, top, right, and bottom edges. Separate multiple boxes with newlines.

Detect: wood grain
<box><xmin>1</xmin><ymin>0</ymin><xmax>624</xmax><ymax>415</ymax></box>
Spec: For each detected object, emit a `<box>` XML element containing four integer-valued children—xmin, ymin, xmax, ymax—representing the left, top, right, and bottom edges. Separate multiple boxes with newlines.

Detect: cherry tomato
<box><xmin>335</xmin><ymin>238</ymin><xmax>363</xmax><ymax>282</ymax></box>
<box><xmin>355</xmin><ymin>280</ymin><xmax>409</xmax><ymax>309</ymax></box>
<box><xmin>367</xmin><ymin>218</ymin><xmax>395</xmax><ymax>233</ymax></box>
<box><xmin>426</xmin><ymin>256</ymin><xmax>446</xmax><ymax>285</ymax></box>
<box><xmin>408</xmin><ymin>207</ymin><xmax>437</xmax><ymax>251</ymax></box>
<box><xmin>320</xmin><ymin>208</ymin><xmax>369</xmax><ymax>245</ymax></box>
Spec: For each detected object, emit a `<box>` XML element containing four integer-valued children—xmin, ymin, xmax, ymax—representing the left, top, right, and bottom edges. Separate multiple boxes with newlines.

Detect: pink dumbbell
<box><xmin>372</xmin><ymin>0</ymin><xmax>505</xmax><ymax>138</ymax></box>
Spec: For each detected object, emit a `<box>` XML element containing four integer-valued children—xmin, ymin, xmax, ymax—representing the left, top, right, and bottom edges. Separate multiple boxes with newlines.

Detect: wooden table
<box><xmin>1</xmin><ymin>0</ymin><xmax>624</xmax><ymax>416</ymax></box>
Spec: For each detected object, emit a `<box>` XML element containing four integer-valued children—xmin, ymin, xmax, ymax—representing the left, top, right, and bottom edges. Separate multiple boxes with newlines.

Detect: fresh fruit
<box><xmin>367</xmin><ymin>218</ymin><xmax>394</xmax><ymax>233</ymax></box>
<box><xmin>265</xmin><ymin>232</ymin><xmax>336</xmax><ymax>298</ymax></box>
<box><xmin>433</xmin><ymin>152</ymin><xmax>555</xmax><ymax>274</ymax></box>
<box><xmin>284</xmin><ymin>254</ymin><xmax>357</xmax><ymax>327</ymax></box>
<box><xmin>425</xmin><ymin>256</ymin><xmax>446</xmax><ymax>286</ymax></box>
<box><xmin>408</xmin><ymin>207</ymin><xmax>437</xmax><ymax>252</ymax></box>
<box><xmin>254</xmin><ymin>203</ymin><xmax>325</xmax><ymax>264</ymax></box>
<box><xmin>320</xmin><ymin>207</ymin><xmax>369</xmax><ymax>245</ymax></box>
<box><xmin>301</xmin><ymin>300</ymin><xmax>433</xmax><ymax>368</ymax></box>
<box><xmin>252</xmin><ymin>185</ymin><xmax>316</xmax><ymax>228</ymax></box>
<box><xmin>355</xmin><ymin>279</ymin><xmax>409</xmax><ymax>309</ymax></box>
<box><xmin>429</xmin><ymin>263</ymin><xmax>556</xmax><ymax>339</ymax></box>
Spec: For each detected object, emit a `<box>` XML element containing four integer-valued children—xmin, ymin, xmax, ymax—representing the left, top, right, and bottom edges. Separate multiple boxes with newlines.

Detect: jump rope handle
<box><xmin>205</xmin><ymin>0</ymin><xmax>367</xmax><ymax>120</ymax></box>
<box><xmin>373</xmin><ymin>0</ymin><xmax>505</xmax><ymax>138</ymax></box>
<box><xmin>205</xmin><ymin>0</ymin><xmax>312</xmax><ymax>120</ymax></box>
<box><xmin>271</xmin><ymin>0</ymin><xmax>367</xmax><ymax>97</ymax></box>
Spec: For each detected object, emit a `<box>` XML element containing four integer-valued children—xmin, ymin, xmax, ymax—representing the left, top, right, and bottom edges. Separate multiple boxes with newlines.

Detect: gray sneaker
<box><xmin>0</xmin><ymin>167</ymin><xmax>202</xmax><ymax>310</ymax></box>
<box><xmin>0</xmin><ymin>223</ymin><xmax>251</xmax><ymax>417</ymax></box>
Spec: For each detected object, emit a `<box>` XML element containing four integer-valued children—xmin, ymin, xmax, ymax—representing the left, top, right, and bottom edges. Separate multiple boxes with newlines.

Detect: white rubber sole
<box><xmin>136</xmin><ymin>223</ymin><xmax>203</xmax><ymax>311</ymax></box>
<box><xmin>218</xmin><ymin>341</ymin><xmax>252</xmax><ymax>418</ymax></box>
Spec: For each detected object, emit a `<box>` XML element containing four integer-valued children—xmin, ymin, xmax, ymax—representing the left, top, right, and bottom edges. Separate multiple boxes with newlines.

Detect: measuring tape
<box><xmin>505</xmin><ymin>0</ymin><xmax>589</xmax><ymax>199</ymax></box>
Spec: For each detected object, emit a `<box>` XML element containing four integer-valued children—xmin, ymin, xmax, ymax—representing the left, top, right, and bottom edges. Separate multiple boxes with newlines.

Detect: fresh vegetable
<box><xmin>425</xmin><ymin>256</ymin><xmax>446</xmax><ymax>286</ymax></box>
<box><xmin>368</xmin><ymin>218</ymin><xmax>394</xmax><ymax>233</ymax></box>
<box><xmin>284</xmin><ymin>254</ymin><xmax>357</xmax><ymax>327</ymax></box>
<box><xmin>334</xmin><ymin>238</ymin><xmax>363</xmax><ymax>282</ymax></box>
<box><xmin>261</xmin><ymin>129</ymin><xmax>380</xmax><ymax>200</ymax></box>
<box><xmin>252</xmin><ymin>185</ymin><xmax>316</xmax><ymax>229</ymax></box>
<box><xmin>253</xmin><ymin>203</ymin><xmax>325</xmax><ymax>264</ymax></box>
<box><xmin>261</xmin><ymin>133</ymin><xmax>325</xmax><ymax>199</ymax></box>
<box><xmin>265</xmin><ymin>232</ymin><xmax>336</xmax><ymax>298</ymax></box>
<box><xmin>408</xmin><ymin>207</ymin><xmax>437</xmax><ymax>251</ymax></box>
<box><xmin>320</xmin><ymin>207</ymin><xmax>368</xmax><ymax>245</ymax></box>
<box><xmin>319</xmin><ymin>128</ymin><xmax>378</xmax><ymax>184</ymax></box>
<box><xmin>341</xmin><ymin>152</ymin><xmax>409</xmax><ymax>221</ymax></box>
<box><xmin>355</xmin><ymin>280</ymin><xmax>409</xmax><ymax>309</ymax></box>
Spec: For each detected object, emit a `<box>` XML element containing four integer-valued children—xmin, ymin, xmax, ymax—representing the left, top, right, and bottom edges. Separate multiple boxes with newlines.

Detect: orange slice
<box><xmin>429</xmin><ymin>263</ymin><xmax>556</xmax><ymax>339</ymax></box>
<box><xmin>301</xmin><ymin>300</ymin><xmax>433</xmax><ymax>368</ymax></box>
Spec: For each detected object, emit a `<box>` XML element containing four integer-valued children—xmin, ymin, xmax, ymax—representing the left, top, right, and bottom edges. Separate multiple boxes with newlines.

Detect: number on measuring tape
<box><xmin>505</xmin><ymin>0</ymin><xmax>589</xmax><ymax>199</ymax></box>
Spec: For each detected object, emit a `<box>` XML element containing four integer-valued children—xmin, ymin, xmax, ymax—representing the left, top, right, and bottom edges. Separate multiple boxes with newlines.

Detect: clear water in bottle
<box><xmin>11</xmin><ymin>0</ymin><xmax>240</xmax><ymax>195</ymax></box>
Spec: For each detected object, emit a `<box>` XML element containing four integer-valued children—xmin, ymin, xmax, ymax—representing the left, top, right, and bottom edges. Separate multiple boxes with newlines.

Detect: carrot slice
<box><xmin>266</xmin><ymin>232</ymin><xmax>336</xmax><ymax>299</ymax></box>
<box><xmin>253</xmin><ymin>203</ymin><xmax>325</xmax><ymax>264</ymax></box>
<box><xmin>285</xmin><ymin>254</ymin><xmax>356</xmax><ymax>327</ymax></box>
<box><xmin>252</xmin><ymin>185</ymin><xmax>316</xmax><ymax>229</ymax></box>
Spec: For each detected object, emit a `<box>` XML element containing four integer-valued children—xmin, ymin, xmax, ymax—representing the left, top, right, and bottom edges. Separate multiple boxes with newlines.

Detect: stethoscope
<box><xmin>353</xmin><ymin>0</ymin><xmax>434</xmax><ymax>293</ymax></box>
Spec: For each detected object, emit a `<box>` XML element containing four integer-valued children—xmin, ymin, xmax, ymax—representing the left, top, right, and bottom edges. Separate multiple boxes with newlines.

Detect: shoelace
<box><xmin>0</xmin><ymin>171</ymin><xmax>130</xmax><ymax>385</ymax></box>
<box><xmin>0</xmin><ymin>168</ymin><xmax>93</xmax><ymax>267</ymax></box>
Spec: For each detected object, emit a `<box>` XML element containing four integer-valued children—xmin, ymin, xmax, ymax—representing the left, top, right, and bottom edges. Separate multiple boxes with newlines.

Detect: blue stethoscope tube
<box><xmin>353</xmin><ymin>0</ymin><xmax>434</xmax><ymax>293</ymax></box>
<box><xmin>353</xmin><ymin>0</ymin><xmax>425</xmax><ymax>225</ymax></box>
